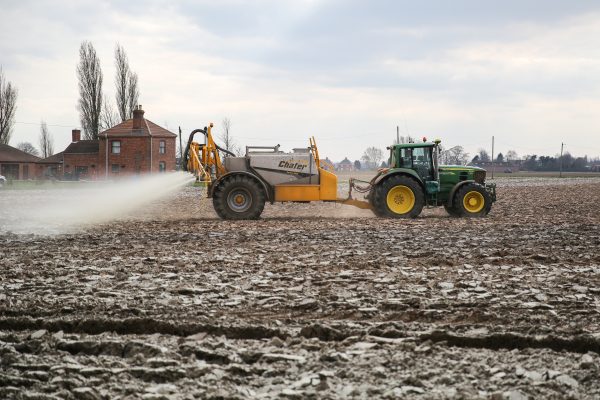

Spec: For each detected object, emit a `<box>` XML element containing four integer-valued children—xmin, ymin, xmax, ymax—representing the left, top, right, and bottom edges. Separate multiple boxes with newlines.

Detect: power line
<box><xmin>15</xmin><ymin>121</ymin><xmax>78</xmax><ymax>129</ymax></box>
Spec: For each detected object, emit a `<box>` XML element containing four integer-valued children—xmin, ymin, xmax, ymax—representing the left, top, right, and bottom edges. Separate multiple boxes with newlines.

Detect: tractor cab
<box><xmin>389</xmin><ymin>141</ymin><xmax>440</xmax><ymax>195</ymax></box>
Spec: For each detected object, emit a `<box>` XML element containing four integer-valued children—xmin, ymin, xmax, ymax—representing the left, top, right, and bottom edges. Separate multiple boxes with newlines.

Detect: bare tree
<box><xmin>220</xmin><ymin>117</ymin><xmax>239</xmax><ymax>156</ymax></box>
<box><xmin>477</xmin><ymin>148</ymin><xmax>491</xmax><ymax>162</ymax></box>
<box><xmin>394</xmin><ymin>135</ymin><xmax>414</xmax><ymax>144</ymax></box>
<box><xmin>39</xmin><ymin>121</ymin><xmax>54</xmax><ymax>158</ymax></box>
<box><xmin>0</xmin><ymin>67</ymin><xmax>18</xmax><ymax>145</ymax></box>
<box><xmin>440</xmin><ymin>145</ymin><xmax>469</xmax><ymax>165</ymax></box>
<box><xmin>115</xmin><ymin>44</ymin><xmax>129</xmax><ymax>121</ymax></box>
<box><xmin>115</xmin><ymin>44</ymin><xmax>140</xmax><ymax>121</ymax></box>
<box><xmin>505</xmin><ymin>150</ymin><xmax>519</xmax><ymax>161</ymax></box>
<box><xmin>100</xmin><ymin>96</ymin><xmax>119</xmax><ymax>131</ymax></box>
<box><xmin>77</xmin><ymin>41</ymin><xmax>103</xmax><ymax>140</ymax></box>
<box><xmin>127</xmin><ymin>72</ymin><xmax>139</xmax><ymax>118</ymax></box>
<box><xmin>16</xmin><ymin>142</ymin><xmax>39</xmax><ymax>157</ymax></box>
<box><xmin>361</xmin><ymin>146</ymin><xmax>383</xmax><ymax>169</ymax></box>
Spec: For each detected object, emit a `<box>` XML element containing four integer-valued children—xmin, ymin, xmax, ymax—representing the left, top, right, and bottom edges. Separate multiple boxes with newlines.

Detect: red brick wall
<box><xmin>98</xmin><ymin>136</ymin><xmax>176</xmax><ymax>178</ymax></box>
<box><xmin>63</xmin><ymin>153</ymin><xmax>100</xmax><ymax>180</ymax></box>
<box><xmin>151</xmin><ymin>137</ymin><xmax>177</xmax><ymax>172</ymax></box>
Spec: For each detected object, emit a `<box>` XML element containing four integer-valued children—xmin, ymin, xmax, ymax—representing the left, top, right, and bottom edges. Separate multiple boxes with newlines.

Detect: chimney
<box><xmin>132</xmin><ymin>105</ymin><xmax>144</xmax><ymax>130</ymax></box>
<box><xmin>72</xmin><ymin>129</ymin><xmax>81</xmax><ymax>142</ymax></box>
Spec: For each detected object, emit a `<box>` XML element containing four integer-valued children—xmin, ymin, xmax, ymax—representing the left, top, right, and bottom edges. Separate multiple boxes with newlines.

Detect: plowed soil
<box><xmin>1</xmin><ymin>177</ymin><xmax>599</xmax><ymax>399</ymax></box>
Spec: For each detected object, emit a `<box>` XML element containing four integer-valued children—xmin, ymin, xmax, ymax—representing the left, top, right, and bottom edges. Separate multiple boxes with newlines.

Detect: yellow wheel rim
<box><xmin>463</xmin><ymin>190</ymin><xmax>485</xmax><ymax>213</ymax></box>
<box><xmin>386</xmin><ymin>185</ymin><xmax>415</xmax><ymax>214</ymax></box>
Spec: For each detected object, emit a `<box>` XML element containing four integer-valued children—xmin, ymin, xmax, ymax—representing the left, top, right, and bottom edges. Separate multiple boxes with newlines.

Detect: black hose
<box><xmin>183</xmin><ymin>128</ymin><xmax>205</xmax><ymax>172</ymax></box>
<box><xmin>183</xmin><ymin>127</ymin><xmax>236</xmax><ymax>172</ymax></box>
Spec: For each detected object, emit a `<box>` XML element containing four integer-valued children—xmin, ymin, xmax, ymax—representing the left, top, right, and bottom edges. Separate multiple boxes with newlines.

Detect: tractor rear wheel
<box><xmin>454</xmin><ymin>183</ymin><xmax>492</xmax><ymax>217</ymax></box>
<box><xmin>368</xmin><ymin>186</ymin><xmax>385</xmax><ymax>217</ymax></box>
<box><xmin>213</xmin><ymin>175</ymin><xmax>266</xmax><ymax>220</ymax></box>
<box><xmin>374</xmin><ymin>175</ymin><xmax>424</xmax><ymax>218</ymax></box>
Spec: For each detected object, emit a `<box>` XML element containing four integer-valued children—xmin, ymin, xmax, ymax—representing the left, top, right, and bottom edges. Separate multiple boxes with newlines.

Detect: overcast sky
<box><xmin>2</xmin><ymin>0</ymin><xmax>600</xmax><ymax>162</ymax></box>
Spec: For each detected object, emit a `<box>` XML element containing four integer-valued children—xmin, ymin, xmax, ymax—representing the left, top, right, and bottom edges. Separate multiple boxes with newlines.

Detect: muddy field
<box><xmin>1</xmin><ymin>177</ymin><xmax>600</xmax><ymax>399</ymax></box>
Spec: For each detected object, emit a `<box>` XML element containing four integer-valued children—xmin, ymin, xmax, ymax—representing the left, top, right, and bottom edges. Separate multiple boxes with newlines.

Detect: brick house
<box><xmin>54</xmin><ymin>106</ymin><xmax>176</xmax><ymax>180</ymax></box>
<box><xmin>98</xmin><ymin>106</ymin><xmax>177</xmax><ymax>178</ymax></box>
<box><xmin>1</xmin><ymin>107</ymin><xmax>176</xmax><ymax>181</ymax></box>
<box><xmin>62</xmin><ymin>133</ymin><xmax>100</xmax><ymax>180</ymax></box>
<box><xmin>0</xmin><ymin>143</ymin><xmax>42</xmax><ymax>180</ymax></box>
<box><xmin>38</xmin><ymin>152</ymin><xmax>64</xmax><ymax>179</ymax></box>
<box><xmin>337</xmin><ymin>157</ymin><xmax>354</xmax><ymax>172</ymax></box>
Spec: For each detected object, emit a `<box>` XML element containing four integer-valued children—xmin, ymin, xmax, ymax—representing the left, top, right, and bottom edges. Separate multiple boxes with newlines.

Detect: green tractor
<box><xmin>352</xmin><ymin>139</ymin><xmax>496</xmax><ymax>218</ymax></box>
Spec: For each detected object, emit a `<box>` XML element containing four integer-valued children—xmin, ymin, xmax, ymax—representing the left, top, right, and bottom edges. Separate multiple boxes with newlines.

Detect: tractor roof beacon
<box><xmin>183</xmin><ymin>125</ymin><xmax>496</xmax><ymax>219</ymax></box>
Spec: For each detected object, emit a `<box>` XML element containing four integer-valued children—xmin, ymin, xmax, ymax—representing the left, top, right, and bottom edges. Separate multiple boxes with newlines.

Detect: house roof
<box><xmin>64</xmin><ymin>140</ymin><xmax>99</xmax><ymax>154</ymax></box>
<box><xmin>339</xmin><ymin>157</ymin><xmax>352</xmax><ymax>164</ymax></box>
<box><xmin>0</xmin><ymin>143</ymin><xmax>42</xmax><ymax>163</ymax></box>
<box><xmin>100</xmin><ymin>118</ymin><xmax>177</xmax><ymax>138</ymax></box>
<box><xmin>38</xmin><ymin>151</ymin><xmax>64</xmax><ymax>164</ymax></box>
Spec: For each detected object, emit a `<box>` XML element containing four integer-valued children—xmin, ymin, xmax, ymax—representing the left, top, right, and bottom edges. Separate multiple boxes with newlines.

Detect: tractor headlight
<box><xmin>474</xmin><ymin>170</ymin><xmax>486</xmax><ymax>184</ymax></box>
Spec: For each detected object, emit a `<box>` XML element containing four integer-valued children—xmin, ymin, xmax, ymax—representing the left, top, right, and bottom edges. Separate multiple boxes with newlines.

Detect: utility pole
<box><xmin>559</xmin><ymin>142</ymin><xmax>564</xmax><ymax>178</ymax></box>
<box><xmin>179</xmin><ymin>126</ymin><xmax>183</xmax><ymax>170</ymax></box>
<box><xmin>396</xmin><ymin>126</ymin><xmax>400</xmax><ymax>144</ymax></box>
<box><xmin>491</xmin><ymin>135</ymin><xmax>495</xmax><ymax>179</ymax></box>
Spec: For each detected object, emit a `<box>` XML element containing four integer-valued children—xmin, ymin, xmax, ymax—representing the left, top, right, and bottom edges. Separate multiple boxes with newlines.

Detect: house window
<box><xmin>158</xmin><ymin>162</ymin><xmax>166</xmax><ymax>172</ymax></box>
<box><xmin>111</xmin><ymin>164</ymin><xmax>120</xmax><ymax>174</ymax></box>
<box><xmin>111</xmin><ymin>140</ymin><xmax>121</xmax><ymax>154</ymax></box>
<box><xmin>159</xmin><ymin>140</ymin><xmax>166</xmax><ymax>154</ymax></box>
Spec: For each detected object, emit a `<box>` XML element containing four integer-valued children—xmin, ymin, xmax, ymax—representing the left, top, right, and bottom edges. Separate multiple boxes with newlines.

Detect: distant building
<box><xmin>471</xmin><ymin>160</ymin><xmax>522</xmax><ymax>173</ymax></box>
<box><xmin>0</xmin><ymin>143</ymin><xmax>42</xmax><ymax>180</ymax></box>
<box><xmin>337</xmin><ymin>157</ymin><xmax>354</xmax><ymax>172</ymax></box>
<box><xmin>98</xmin><ymin>106</ymin><xmax>177</xmax><ymax>177</ymax></box>
<box><xmin>1</xmin><ymin>106</ymin><xmax>177</xmax><ymax>181</ymax></box>
<box><xmin>38</xmin><ymin>152</ymin><xmax>64</xmax><ymax>179</ymax></box>
<box><xmin>61</xmin><ymin>133</ymin><xmax>100</xmax><ymax>180</ymax></box>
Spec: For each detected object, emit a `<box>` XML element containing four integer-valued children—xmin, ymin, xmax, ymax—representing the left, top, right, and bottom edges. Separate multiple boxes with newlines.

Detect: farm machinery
<box><xmin>183</xmin><ymin>123</ymin><xmax>496</xmax><ymax>219</ymax></box>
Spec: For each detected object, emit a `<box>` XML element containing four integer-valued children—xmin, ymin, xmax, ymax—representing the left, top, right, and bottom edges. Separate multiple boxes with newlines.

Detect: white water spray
<box><xmin>0</xmin><ymin>172</ymin><xmax>196</xmax><ymax>235</ymax></box>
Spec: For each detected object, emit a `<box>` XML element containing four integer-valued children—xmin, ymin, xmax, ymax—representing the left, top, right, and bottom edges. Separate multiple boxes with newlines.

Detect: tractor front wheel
<box><xmin>213</xmin><ymin>175</ymin><xmax>266</xmax><ymax>220</ymax></box>
<box><xmin>374</xmin><ymin>175</ymin><xmax>424</xmax><ymax>218</ymax></box>
<box><xmin>454</xmin><ymin>183</ymin><xmax>492</xmax><ymax>217</ymax></box>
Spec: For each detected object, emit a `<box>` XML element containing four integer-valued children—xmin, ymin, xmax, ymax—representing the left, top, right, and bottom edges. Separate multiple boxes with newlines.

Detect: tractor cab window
<box><xmin>399</xmin><ymin>148</ymin><xmax>413</xmax><ymax>168</ymax></box>
<box><xmin>400</xmin><ymin>147</ymin><xmax>434</xmax><ymax>180</ymax></box>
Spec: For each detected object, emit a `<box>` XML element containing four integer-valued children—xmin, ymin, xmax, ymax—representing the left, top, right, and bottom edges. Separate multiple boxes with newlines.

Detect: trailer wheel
<box><xmin>454</xmin><ymin>183</ymin><xmax>492</xmax><ymax>217</ymax></box>
<box><xmin>374</xmin><ymin>175</ymin><xmax>424</xmax><ymax>218</ymax></box>
<box><xmin>213</xmin><ymin>175</ymin><xmax>266</xmax><ymax>220</ymax></box>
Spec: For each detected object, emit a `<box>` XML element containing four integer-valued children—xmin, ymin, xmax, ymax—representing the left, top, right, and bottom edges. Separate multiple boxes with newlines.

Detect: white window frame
<box><xmin>111</xmin><ymin>140</ymin><xmax>121</xmax><ymax>154</ymax></box>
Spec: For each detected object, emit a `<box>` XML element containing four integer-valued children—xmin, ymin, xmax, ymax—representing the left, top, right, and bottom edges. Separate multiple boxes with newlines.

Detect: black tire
<box><xmin>213</xmin><ymin>175</ymin><xmax>266</xmax><ymax>220</ymax></box>
<box><xmin>374</xmin><ymin>175</ymin><xmax>424</xmax><ymax>218</ymax></box>
<box><xmin>454</xmin><ymin>183</ymin><xmax>492</xmax><ymax>217</ymax></box>
<box><xmin>368</xmin><ymin>186</ymin><xmax>385</xmax><ymax>217</ymax></box>
<box><xmin>444</xmin><ymin>203</ymin><xmax>460</xmax><ymax>217</ymax></box>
